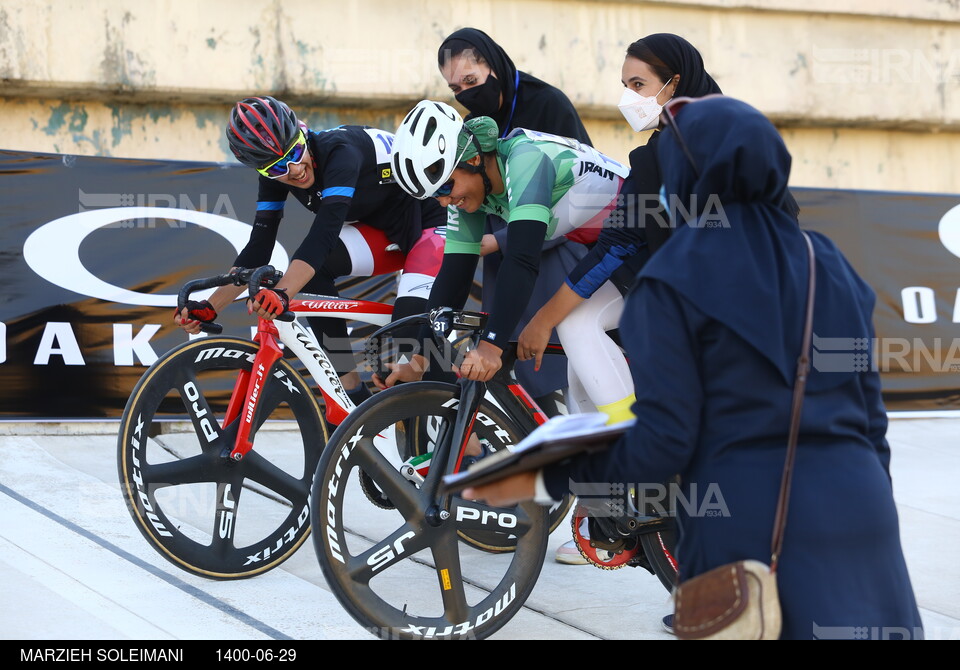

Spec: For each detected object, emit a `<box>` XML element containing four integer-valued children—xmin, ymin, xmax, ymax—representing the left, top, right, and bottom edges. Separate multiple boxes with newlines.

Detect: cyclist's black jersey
<box><xmin>234</xmin><ymin>125</ymin><xmax>444</xmax><ymax>270</ymax></box>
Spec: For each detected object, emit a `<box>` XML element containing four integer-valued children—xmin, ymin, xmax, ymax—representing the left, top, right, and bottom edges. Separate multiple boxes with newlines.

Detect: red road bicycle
<box><xmin>117</xmin><ymin>266</ymin><xmax>574</xmax><ymax>579</ymax></box>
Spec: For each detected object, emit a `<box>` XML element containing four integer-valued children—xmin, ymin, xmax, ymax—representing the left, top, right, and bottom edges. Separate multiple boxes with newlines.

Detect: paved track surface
<box><xmin>2</xmin><ymin>417</ymin><xmax>957</xmax><ymax>642</ymax></box>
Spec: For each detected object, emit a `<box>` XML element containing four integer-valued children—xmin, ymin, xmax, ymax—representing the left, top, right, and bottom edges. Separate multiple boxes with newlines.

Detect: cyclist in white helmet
<box><xmin>382</xmin><ymin>100</ymin><xmax>635</xmax><ymax>426</ymax></box>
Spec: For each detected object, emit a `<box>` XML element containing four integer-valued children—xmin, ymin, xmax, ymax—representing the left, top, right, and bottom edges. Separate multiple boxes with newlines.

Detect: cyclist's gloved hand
<box><xmin>248</xmin><ymin>287</ymin><xmax>289</xmax><ymax>317</ymax></box>
<box><xmin>175</xmin><ymin>299</ymin><xmax>217</xmax><ymax>324</ymax></box>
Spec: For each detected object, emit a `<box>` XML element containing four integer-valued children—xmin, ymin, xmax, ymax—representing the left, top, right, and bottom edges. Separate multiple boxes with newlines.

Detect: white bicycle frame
<box><xmin>208</xmin><ymin>295</ymin><xmax>393</xmax><ymax>462</ymax></box>
<box><xmin>277</xmin><ymin>296</ymin><xmax>393</xmax><ymax>425</ymax></box>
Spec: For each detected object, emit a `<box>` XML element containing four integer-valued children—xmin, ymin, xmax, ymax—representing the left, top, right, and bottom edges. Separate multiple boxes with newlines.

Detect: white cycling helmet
<box><xmin>392</xmin><ymin>100</ymin><xmax>465</xmax><ymax>199</ymax></box>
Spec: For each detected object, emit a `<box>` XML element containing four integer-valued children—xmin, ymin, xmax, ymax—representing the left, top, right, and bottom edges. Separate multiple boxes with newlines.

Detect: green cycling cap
<box><xmin>457</xmin><ymin>116</ymin><xmax>499</xmax><ymax>162</ymax></box>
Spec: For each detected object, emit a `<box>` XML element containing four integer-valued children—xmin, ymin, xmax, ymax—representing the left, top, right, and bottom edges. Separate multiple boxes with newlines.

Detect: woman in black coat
<box><xmin>518</xmin><ymin>33</ymin><xmax>723</xmax><ymax>369</ymax></box>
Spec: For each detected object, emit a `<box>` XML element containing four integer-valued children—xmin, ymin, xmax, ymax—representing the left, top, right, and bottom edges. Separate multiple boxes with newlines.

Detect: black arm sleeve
<box><xmin>234</xmin><ymin>175</ymin><xmax>287</xmax><ymax>268</ymax></box>
<box><xmin>291</xmin><ymin>144</ymin><xmax>362</xmax><ymax>272</ymax></box>
<box><xmin>234</xmin><ymin>211</ymin><xmax>281</xmax><ymax>269</ymax></box>
<box><xmin>481</xmin><ymin>219</ymin><xmax>547</xmax><ymax>347</ymax></box>
<box><xmin>427</xmin><ymin>253</ymin><xmax>479</xmax><ymax>312</ymax></box>
<box><xmin>417</xmin><ymin>253</ymin><xmax>480</xmax><ymax>375</ymax></box>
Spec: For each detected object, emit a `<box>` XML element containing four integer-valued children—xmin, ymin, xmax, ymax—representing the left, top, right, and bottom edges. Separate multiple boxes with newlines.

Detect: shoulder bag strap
<box><xmin>770</xmin><ymin>230</ymin><xmax>816</xmax><ymax>572</ymax></box>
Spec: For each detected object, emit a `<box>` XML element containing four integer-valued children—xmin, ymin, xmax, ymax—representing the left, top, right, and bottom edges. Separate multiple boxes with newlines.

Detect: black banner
<box><xmin>795</xmin><ymin>188</ymin><xmax>960</xmax><ymax>411</ymax></box>
<box><xmin>1</xmin><ymin>149</ymin><xmax>958</xmax><ymax>417</ymax></box>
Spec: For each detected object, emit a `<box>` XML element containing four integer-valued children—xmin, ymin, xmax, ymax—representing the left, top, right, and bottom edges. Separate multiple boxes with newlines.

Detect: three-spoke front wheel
<box><xmin>311</xmin><ymin>382</ymin><xmax>549</xmax><ymax>640</ymax></box>
<box><xmin>118</xmin><ymin>337</ymin><xmax>327</xmax><ymax>579</ymax></box>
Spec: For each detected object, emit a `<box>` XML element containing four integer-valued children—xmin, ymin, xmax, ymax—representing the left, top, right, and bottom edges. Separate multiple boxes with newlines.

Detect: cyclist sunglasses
<box><xmin>434</xmin><ymin>178</ymin><xmax>455</xmax><ymax>197</ymax></box>
<box><xmin>258</xmin><ymin>131</ymin><xmax>308</xmax><ymax>179</ymax></box>
<box><xmin>427</xmin><ymin>140</ymin><xmax>473</xmax><ymax>198</ymax></box>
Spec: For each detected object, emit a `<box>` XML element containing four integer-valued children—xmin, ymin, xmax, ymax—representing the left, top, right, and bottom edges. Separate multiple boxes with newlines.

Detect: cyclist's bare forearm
<box><xmin>274</xmin><ymin>258</ymin><xmax>316</xmax><ymax>296</ymax></box>
<box><xmin>206</xmin><ymin>281</ymin><xmax>246</xmax><ymax>313</ymax></box>
<box><xmin>538</xmin><ymin>282</ymin><xmax>585</xmax><ymax>328</ymax></box>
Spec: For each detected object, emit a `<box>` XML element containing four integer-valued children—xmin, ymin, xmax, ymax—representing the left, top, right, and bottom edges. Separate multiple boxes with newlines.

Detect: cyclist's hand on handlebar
<box><xmin>455</xmin><ymin>340</ymin><xmax>503</xmax><ymax>382</ymax></box>
<box><xmin>248</xmin><ymin>287</ymin><xmax>289</xmax><ymax>319</ymax></box>
<box><xmin>462</xmin><ymin>471</ymin><xmax>537</xmax><ymax>507</ymax></box>
<box><xmin>373</xmin><ymin>354</ymin><xmax>428</xmax><ymax>389</ymax></box>
<box><xmin>174</xmin><ymin>300</ymin><xmax>217</xmax><ymax>335</ymax></box>
<box><xmin>517</xmin><ymin>318</ymin><xmax>552</xmax><ymax>371</ymax></box>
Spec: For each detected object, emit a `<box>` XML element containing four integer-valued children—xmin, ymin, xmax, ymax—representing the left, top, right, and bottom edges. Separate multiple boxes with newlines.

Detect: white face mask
<box><xmin>617</xmin><ymin>80</ymin><xmax>672</xmax><ymax>132</ymax></box>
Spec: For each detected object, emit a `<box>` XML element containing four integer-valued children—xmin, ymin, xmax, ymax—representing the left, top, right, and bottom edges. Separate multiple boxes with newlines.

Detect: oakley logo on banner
<box><xmin>899</xmin><ymin>202</ymin><xmax>960</xmax><ymax>324</ymax></box>
<box><xmin>937</xmin><ymin>202</ymin><xmax>960</xmax><ymax>260</ymax></box>
<box><xmin>23</xmin><ymin>207</ymin><xmax>290</xmax><ymax>306</ymax></box>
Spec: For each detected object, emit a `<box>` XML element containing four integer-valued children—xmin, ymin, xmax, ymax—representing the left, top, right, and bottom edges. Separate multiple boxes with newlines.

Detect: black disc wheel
<box><xmin>311</xmin><ymin>382</ymin><xmax>549</xmax><ymax>640</ymax></box>
<box><xmin>118</xmin><ymin>336</ymin><xmax>327</xmax><ymax>579</ymax></box>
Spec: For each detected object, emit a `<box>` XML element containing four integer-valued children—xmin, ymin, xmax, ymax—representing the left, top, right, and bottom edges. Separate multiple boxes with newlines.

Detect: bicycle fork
<box><xmin>423</xmin><ymin>379</ymin><xmax>485</xmax><ymax>526</ymax></box>
<box><xmin>219</xmin><ymin>320</ymin><xmax>286</xmax><ymax>461</ymax></box>
<box><xmin>400</xmin><ymin>377</ymin><xmax>547</xmax><ymax>493</ymax></box>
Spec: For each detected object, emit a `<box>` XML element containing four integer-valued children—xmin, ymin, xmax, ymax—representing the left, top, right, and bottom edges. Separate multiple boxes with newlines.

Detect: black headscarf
<box><xmin>647</xmin><ymin>96</ymin><xmax>874</xmax><ymax>390</ymax></box>
<box><xmin>623</xmin><ymin>34</ymin><xmax>722</xmax><ymax>257</ymax></box>
<box><xmin>438</xmin><ymin>27</ymin><xmax>592</xmax><ymax>144</ymax></box>
<box><xmin>635</xmin><ymin>33</ymin><xmax>722</xmax><ymax>98</ymax></box>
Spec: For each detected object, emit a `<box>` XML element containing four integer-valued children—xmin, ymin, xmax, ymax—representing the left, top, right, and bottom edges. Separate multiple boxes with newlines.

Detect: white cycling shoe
<box><xmin>555</xmin><ymin>518</ymin><xmax>590</xmax><ymax>565</ymax></box>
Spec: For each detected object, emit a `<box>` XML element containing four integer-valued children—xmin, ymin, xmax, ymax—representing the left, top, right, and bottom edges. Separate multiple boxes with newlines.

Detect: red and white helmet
<box><xmin>226</xmin><ymin>96</ymin><xmax>301</xmax><ymax>168</ymax></box>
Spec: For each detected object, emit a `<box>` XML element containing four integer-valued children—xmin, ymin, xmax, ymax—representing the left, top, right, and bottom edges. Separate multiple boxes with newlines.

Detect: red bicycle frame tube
<box><xmin>451</xmin><ymin>412</ymin><xmax>479</xmax><ymax>475</ymax></box>
<box><xmin>224</xmin><ymin>318</ymin><xmax>284</xmax><ymax>461</ymax></box>
<box><xmin>318</xmin><ymin>388</ymin><xmax>349</xmax><ymax>427</ymax></box>
<box><xmin>507</xmin><ymin>383</ymin><xmax>549</xmax><ymax>426</ymax></box>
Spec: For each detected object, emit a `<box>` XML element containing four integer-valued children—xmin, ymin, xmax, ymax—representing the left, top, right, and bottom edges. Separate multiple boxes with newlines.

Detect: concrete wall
<box><xmin>1</xmin><ymin>0</ymin><xmax>958</xmax><ymax>192</ymax></box>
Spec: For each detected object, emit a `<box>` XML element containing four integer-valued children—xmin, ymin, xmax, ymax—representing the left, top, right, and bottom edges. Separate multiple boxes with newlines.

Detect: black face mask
<box><xmin>455</xmin><ymin>74</ymin><xmax>502</xmax><ymax>117</ymax></box>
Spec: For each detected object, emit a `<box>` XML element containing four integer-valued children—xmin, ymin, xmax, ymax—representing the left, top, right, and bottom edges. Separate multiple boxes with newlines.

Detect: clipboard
<box><xmin>440</xmin><ymin>413</ymin><xmax>634</xmax><ymax>496</ymax></box>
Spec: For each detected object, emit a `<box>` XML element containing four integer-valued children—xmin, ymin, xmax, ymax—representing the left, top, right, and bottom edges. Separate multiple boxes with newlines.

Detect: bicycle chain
<box><xmin>358</xmin><ymin>469</ymin><xmax>396</xmax><ymax>510</ymax></box>
<box><xmin>571</xmin><ymin>508</ymin><xmax>640</xmax><ymax>570</ymax></box>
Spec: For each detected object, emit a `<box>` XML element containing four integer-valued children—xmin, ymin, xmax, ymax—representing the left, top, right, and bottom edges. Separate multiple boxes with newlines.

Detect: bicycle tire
<box><xmin>118</xmin><ymin>336</ymin><xmax>328</xmax><ymax>579</ymax></box>
<box><xmin>311</xmin><ymin>381</ymin><xmax>549</xmax><ymax>640</ymax></box>
<box><xmin>639</xmin><ymin>527</ymin><xmax>679</xmax><ymax>592</ymax></box>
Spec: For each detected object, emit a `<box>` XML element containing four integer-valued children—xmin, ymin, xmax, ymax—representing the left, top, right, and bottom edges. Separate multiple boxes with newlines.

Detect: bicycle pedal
<box><xmin>460</xmin><ymin>438</ymin><xmax>494</xmax><ymax>470</ymax></box>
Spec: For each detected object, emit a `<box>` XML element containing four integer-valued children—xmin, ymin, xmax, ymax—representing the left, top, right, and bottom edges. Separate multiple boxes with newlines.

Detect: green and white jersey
<box><xmin>443</xmin><ymin>129</ymin><xmax>630</xmax><ymax>254</ymax></box>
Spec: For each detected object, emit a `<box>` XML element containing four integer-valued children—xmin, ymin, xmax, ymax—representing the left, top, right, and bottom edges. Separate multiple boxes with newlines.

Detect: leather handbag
<box><xmin>673</xmin><ymin>232</ymin><xmax>816</xmax><ymax>641</ymax></box>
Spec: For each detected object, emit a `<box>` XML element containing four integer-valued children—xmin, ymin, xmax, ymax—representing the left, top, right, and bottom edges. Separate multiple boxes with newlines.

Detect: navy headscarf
<box><xmin>647</xmin><ymin>96</ymin><xmax>876</xmax><ymax>390</ymax></box>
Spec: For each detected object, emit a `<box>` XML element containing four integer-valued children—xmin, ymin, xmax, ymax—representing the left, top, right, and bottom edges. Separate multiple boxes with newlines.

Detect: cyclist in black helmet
<box><xmin>174</xmin><ymin>95</ymin><xmax>447</xmax><ymax>409</ymax></box>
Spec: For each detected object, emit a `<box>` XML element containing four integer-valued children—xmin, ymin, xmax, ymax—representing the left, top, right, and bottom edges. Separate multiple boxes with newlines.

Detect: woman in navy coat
<box><xmin>467</xmin><ymin>95</ymin><xmax>924</xmax><ymax>640</ymax></box>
